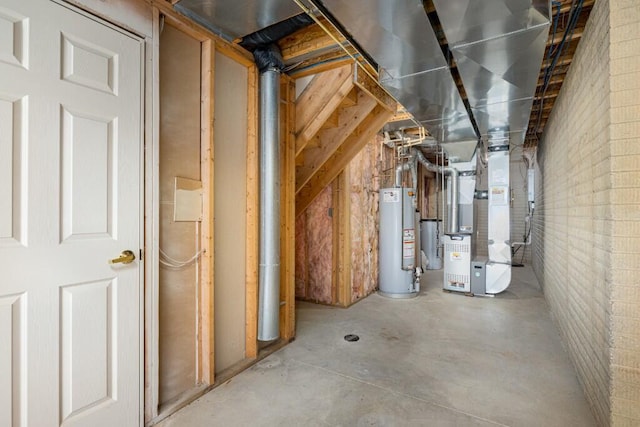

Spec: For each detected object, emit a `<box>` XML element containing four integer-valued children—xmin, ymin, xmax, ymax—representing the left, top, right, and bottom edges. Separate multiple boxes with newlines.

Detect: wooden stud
<box><xmin>388</xmin><ymin>111</ymin><xmax>414</xmax><ymax>123</ymax></box>
<box><xmin>337</xmin><ymin>167</ymin><xmax>352</xmax><ymax>307</ymax></box>
<box><xmin>295</xmin><ymin>90</ymin><xmax>376</xmax><ymax>193</ymax></box>
<box><xmin>295</xmin><ymin>64</ymin><xmax>354</xmax><ymax>156</ymax></box>
<box><xmin>331</xmin><ymin>177</ymin><xmax>340</xmax><ymax>304</ymax></box>
<box><xmin>245</xmin><ymin>64</ymin><xmax>259</xmax><ymax>359</ymax></box>
<box><xmin>289</xmin><ymin>56</ymin><xmax>354</xmax><ymax>80</ymax></box>
<box><xmin>296</xmin><ymin>104</ymin><xmax>395</xmax><ymax>215</ymax></box>
<box><xmin>280</xmin><ymin>75</ymin><xmax>297</xmax><ymax>340</ymax></box>
<box><xmin>198</xmin><ymin>38</ymin><xmax>215</xmax><ymax>386</ymax></box>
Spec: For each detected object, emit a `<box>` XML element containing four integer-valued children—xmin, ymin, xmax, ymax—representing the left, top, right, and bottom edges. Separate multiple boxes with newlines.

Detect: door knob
<box><xmin>109</xmin><ymin>250</ymin><xmax>136</xmax><ymax>265</ymax></box>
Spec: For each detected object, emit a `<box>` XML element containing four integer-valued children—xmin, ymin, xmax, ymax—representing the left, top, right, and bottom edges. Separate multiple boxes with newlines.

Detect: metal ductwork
<box><xmin>258</xmin><ymin>68</ymin><xmax>281</xmax><ymax>341</ymax></box>
<box><xmin>412</xmin><ymin>148</ymin><xmax>459</xmax><ymax>234</ymax></box>
<box><xmin>319</xmin><ymin>0</ymin><xmax>478</xmax><ymax>146</ymax></box>
<box><xmin>174</xmin><ymin>0</ymin><xmax>304</xmax><ymax>41</ymax></box>
<box><xmin>244</xmin><ymin>19</ymin><xmax>313</xmax><ymax>341</ymax></box>
<box><xmin>394</xmin><ymin>161</ymin><xmax>417</xmax><ymax>191</ymax></box>
<box><xmin>485</xmin><ymin>129</ymin><xmax>511</xmax><ymax>294</ymax></box>
<box><xmin>432</xmin><ymin>0</ymin><xmax>551</xmax><ymax>145</ymax></box>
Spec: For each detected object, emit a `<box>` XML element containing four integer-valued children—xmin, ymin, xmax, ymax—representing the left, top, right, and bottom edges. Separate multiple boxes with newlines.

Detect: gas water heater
<box><xmin>379</xmin><ymin>187</ymin><xmax>419</xmax><ymax>298</ymax></box>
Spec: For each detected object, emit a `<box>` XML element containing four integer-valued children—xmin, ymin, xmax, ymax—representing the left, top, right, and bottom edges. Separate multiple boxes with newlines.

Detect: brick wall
<box><xmin>608</xmin><ymin>0</ymin><xmax>640</xmax><ymax>424</ymax></box>
<box><xmin>533</xmin><ymin>0</ymin><xmax>640</xmax><ymax>425</ymax></box>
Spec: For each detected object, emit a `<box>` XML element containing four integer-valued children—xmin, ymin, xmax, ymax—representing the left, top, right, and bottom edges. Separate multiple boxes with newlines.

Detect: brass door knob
<box><xmin>109</xmin><ymin>250</ymin><xmax>136</xmax><ymax>265</ymax></box>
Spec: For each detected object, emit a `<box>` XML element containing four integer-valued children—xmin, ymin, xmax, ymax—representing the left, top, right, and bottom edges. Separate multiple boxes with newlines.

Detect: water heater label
<box><xmin>403</xmin><ymin>229</ymin><xmax>415</xmax><ymax>258</ymax></box>
<box><xmin>382</xmin><ymin>189</ymin><xmax>400</xmax><ymax>203</ymax></box>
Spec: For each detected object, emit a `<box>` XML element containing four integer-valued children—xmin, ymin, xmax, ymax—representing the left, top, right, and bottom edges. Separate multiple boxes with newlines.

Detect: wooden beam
<box><xmin>534</xmin><ymin>91</ymin><xmax>559</xmax><ymax>101</ymax></box>
<box><xmin>198</xmin><ymin>38</ymin><xmax>215</xmax><ymax>386</ymax></box>
<box><xmin>296</xmin><ymin>104</ymin><xmax>394</xmax><ymax>215</ymax></box>
<box><xmin>289</xmin><ymin>55</ymin><xmax>354</xmax><ymax>80</ymax></box>
<box><xmin>280</xmin><ymin>75</ymin><xmax>297</xmax><ymax>340</ymax></box>
<box><xmin>331</xmin><ymin>178</ymin><xmax>340</xmax><ymax>304</ymax></box>
<box><xmin>295</xmin><ymin>64</ymin><xmax>354</xmax><ymax>155</ymax></box>
<box><xmin>546</xmin><ymin>26</ymin><xmax>583</xmax><ymax>46</ymax></box>
<box><xmin>296</xmin><ymin>90</ymin><xmax>376</xmax><ymax>192</ymax></box>
<box><xmin>279</xmin><ymin>18</ymin><xmax>346</xmax><ymax>64</ymax></box>
<box><xmin>536</xmin><ymin>74</ymin><xmax>565</xmax><ymax>87</ymax></box>
<box><xmin>388</xmin><ymin>111</ymin><xmax>414</xmax><ymax>123</ymax></box>
<box><xmin>245</xmin><ymin>64</ymin><xmax>259</xmax><ymax>359</ymax></box>
<box><xmin>353</xmin><ymin>64</ymin><xmax>396</xmax><ymax>112</ymax></box>
<box><xmin>336</xmin><ymin>168</ymin><xmax>352</xmax><ymax>307</ymax></box>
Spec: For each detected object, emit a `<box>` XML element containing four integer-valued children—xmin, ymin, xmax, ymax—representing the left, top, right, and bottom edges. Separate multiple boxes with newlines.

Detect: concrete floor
<box><xmin>159</xmin><ymin>266</ymin><xmax>596</xmax><ymax>426</ymax></box>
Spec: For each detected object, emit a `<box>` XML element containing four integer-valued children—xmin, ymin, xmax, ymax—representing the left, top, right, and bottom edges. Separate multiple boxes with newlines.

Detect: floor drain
<box><xmin>344</xmin><ymin>334</ymin><xmax>360</xmax><ymax>342</ymax></box>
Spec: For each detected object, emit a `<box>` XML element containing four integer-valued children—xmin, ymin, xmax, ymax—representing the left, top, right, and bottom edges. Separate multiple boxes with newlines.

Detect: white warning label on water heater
<box><xmin>403</xmin><ymin>229</ymin><xmax>415</xmax><ymax>258</ymax></box>
<box><xmin>382</xmin><ymin>189</ymin><xmax>400</xmax><ymax>203</ymax></box>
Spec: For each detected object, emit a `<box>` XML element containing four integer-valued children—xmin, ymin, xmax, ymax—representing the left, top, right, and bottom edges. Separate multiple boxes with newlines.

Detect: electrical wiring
<box><xmin>159</xmin><ymin>248</ymin><xmax>204</xmax><ymax>269</ymax></box>
<box><xmin>533</xmin><ymin>0</ymin><xmax>584</xmax><ymax>136</ymax></box>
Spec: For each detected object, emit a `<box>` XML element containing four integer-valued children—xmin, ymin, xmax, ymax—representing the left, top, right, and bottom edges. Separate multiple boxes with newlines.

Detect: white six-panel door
<box><xmin>0</xmin><ymin>0</ymin><xmax>143</xmax><ymax>425</ymax></box>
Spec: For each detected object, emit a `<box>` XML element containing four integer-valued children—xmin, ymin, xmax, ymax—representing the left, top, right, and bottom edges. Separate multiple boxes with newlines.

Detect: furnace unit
<box><xmin>443</xmin><ymin>234</ymin><xmax>472</xmax><ymax>293</ymax></box>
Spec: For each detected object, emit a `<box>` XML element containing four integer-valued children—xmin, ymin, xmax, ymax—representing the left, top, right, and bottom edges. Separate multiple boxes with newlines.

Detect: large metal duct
<box><xmin>319</xmin><ymin>0</ymin><xmax>478</xmax><ymax>146</ymax></box>
<box><xmin>245</xmin><ymin>24</ymin><xmax>312</xmax><ymax>342</ymax></box>
<box><xmin>485</xmin><ymin>129</ymin><xmax>512</xmax><ymax>294</ymax></box>
<box><xmin>174</xmin><ymin>0</ymin><xmax>303</xmax><ymax>40</ymax></box>
<box><xmin>432</xmin><ymin>0</ymin><xmax>551</xmax><ymax>144</ymax></box>
<box><xmin>258</xmin><ymin>69</ymin><xmax>281</xmax><ymax>341</ymax></box>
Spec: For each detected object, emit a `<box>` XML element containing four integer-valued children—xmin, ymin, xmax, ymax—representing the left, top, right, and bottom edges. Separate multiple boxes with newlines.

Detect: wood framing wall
<box><xmin>158</xmin><ymin>22</ymin><xmax>201</xmax><ymax>406</ymax></box>
<box><xmin>146</xmin><ymin>3</ymin><xmax>260</xmax><ymax>423</ymax></box>
<box><xmin>348</xmin><ymin>138</ymin><xmax>382</xmax><ymax>301</ymax></box>
<box><xmin>280</xmin><ymin>75</ymin><xmax>297</xmax><ymax>340</ymax></box>
<box><xmin>292</xmin><ymin>63</ymin><xmax>394</xmax><ymax>307</ymax></box>
<box><xmin>295</xmin><ymin>137</ymin><xmax>385</xmax><ymax>306</ymax></box>
<box><xmin>212</xmin><ymin>51</ymin><xmax>249</xmax><ymax>373</ymax></box>
<box><xmin>295</xmin><ymin>186</ymin><xmax>334</xmax><ymax>304</ymax></box>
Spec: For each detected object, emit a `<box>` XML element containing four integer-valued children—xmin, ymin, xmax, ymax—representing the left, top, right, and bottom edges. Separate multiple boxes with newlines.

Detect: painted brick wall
<box><xmin>608</xmin><ymin>0</ymin><xmax>640</xmax><ymax>424</ymax></box>
<box><xmin>533</xmin><ymin>0</ymin><xmax>640</xmax><ymax>425</ymax></box>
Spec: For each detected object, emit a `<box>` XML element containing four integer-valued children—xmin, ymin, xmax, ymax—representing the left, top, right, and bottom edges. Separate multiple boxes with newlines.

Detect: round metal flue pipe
<box><xmin>258</xmin><ymin>68</ymin><xmax>281</xmax><ymax>341</ymax></box>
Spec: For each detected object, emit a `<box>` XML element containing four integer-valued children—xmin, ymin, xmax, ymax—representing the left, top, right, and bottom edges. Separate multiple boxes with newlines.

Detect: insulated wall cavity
<box><xmin>158</xmin><ymin>24</ymin><xmax>200</xmax><ymax>405</ymax></box>
<box><xmin>213</xmin><ymin>51</ymin><xmax>248</xmax><ymax>372</ymax></box>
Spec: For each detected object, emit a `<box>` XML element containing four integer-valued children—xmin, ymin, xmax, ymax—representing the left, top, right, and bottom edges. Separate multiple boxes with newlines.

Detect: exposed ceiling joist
<box><xmin>296</xmin><ymin>104</ymin><xmax>393</xmax><ymax>215</ymax></box>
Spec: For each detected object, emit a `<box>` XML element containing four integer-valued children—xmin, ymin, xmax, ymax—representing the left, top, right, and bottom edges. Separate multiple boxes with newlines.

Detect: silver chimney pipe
<box><xmin>395</xmin><ymin>161</ymin><xmax>414</xmax><ymax>188</ymax></box>
<box><xmin>412</xmin><ymin>148</ymin><xmax>459</xmax><ymax>234</ymax></box>
<box><xmin>258</xmin><ymin>68</ymin><xmax>281</xmax><ymax>341</ymax></box>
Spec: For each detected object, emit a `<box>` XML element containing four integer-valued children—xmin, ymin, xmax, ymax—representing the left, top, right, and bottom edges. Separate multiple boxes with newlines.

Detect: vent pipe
<box><xmin>395</xmin><ymin>161</ymin><xmax>414</xmax><ymax>188</ymax></box>
<box><xmin>258</xmin><ymin>65</ymin><xmax>281</xmax><ymax>341</ymax></box>
<box><xmin>239</xmin><ymin>16</ymin><xmax>314</xmax><ymax>342</ymax></box>
<box><xmin>412</xmin><ymin>148</ymin><xmax>459</xmax><ymax>234</ymax></box>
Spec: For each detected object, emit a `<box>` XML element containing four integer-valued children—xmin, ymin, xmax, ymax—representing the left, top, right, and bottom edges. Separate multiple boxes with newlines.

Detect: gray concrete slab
<box><xmin>159</xmin><ymin>266</ymin><xmax>596</xmax><ymax>426</ymax></box>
